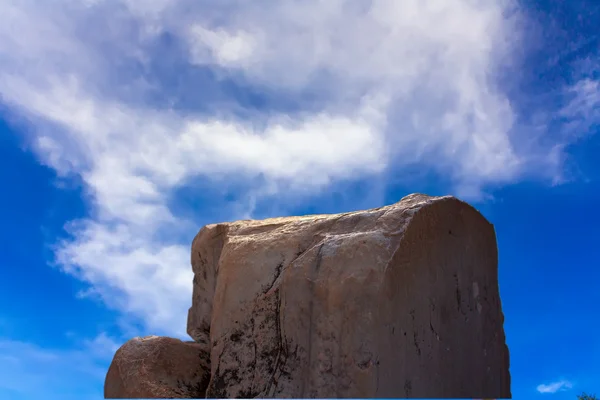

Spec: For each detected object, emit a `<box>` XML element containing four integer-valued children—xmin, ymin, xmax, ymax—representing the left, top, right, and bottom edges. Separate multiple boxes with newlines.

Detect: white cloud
<box><xmin>536</xmin><ymin>379</ymin><xmax>574</xmax><ymax>394</ymax></box>
<box><xmin>189</xmin><ymin>25</ymin><xmax>256</xmax><ymax>66</ymax></box>
<box><xmin>82</xmin><ymin>332</ymin><xmax>121</xmax><ymax>361</ymax></box>
<box><xmin>0</xmin><ymin>333</ymin><xmax>118</xmax><ymax>400</ymax></box>
<box><xmin>56</xmin><ymin>221</ymin><xmax>192</xmax><ymax>336</ymax></box>
<box><xmin>182</xmin><ymin>0</ymin><xmax>523</xmax><ymax>189</ymax></box>
<box><xmin>1</xmin><ymin>0</ymin><xmax>583</xmax><ymax>338</ymax></box>
<box><xmin>560</xmin><ymin>77</ymin><xmax>600</xmax><ymax>139</ymax></box>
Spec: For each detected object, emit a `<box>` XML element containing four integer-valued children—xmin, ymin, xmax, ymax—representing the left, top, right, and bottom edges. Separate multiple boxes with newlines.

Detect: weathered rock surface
<box><xmin>104</xmin><ymin>336</ymin><xmax>210</xmax><ymax>399</ymax></box>
<box><xmin>186</xmin><ymin>193</ymin><xmax>511</xmax><ymax>398</ymax></box>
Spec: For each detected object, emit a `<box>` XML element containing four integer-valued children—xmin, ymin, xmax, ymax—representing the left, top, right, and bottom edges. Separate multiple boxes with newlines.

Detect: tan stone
<box><xmin>104</xmin><ymin>336</ymin><xmax>210</xmax><ymax>399</ymax></box>
<box><xmin>187</xmin><ymin>193</ymin><xmax>511</xmax><ymax>398</ymax></box>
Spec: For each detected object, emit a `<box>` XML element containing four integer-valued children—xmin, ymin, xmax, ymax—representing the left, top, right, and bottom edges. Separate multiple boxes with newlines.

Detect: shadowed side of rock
<box><xmin>187</xmin><ymin>193</ymin><xmax>511</xmax><ymax>398</ymax></box>
<box><xmin>104</xmin><ymin>336</ymin><xmax>210</xmax><ymax>399</ymax></box>
<box><xmin>373</xmin><ymin>196</ymin><xmax>510</xmax><ymax>397</ymax></box>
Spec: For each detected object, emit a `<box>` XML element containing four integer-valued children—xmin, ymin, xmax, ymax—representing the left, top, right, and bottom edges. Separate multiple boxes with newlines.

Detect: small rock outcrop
<box><xmin>105</xmin><ymin>193</ymin><xmax>511</xmax><ymax>398</ymax></box>
<box><xmin>104</xmin><ymin>336</ymin><xmax>210</xmax><ymax>398</ymax></box>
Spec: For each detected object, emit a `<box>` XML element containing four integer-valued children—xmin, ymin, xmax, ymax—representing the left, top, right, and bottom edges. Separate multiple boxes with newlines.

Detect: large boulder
<box><xmin>104</xmin><ymin>336</ymin><xmax>210</xmax><ymax>399</ymax></box>
<box><xmin>187</xmin><ymin>193</ymin><xmax>511</xmax><ymax>398</ymax></box>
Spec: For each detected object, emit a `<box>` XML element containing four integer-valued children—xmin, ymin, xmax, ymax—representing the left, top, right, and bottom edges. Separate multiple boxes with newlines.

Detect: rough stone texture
<box><xmin>104</xmin><ymin>336</ymin><xmax>210</xmax><ymax>399</ymax></box>
<box><xmin>187</xmin><ymin>193</ymin><xmax>511</xmax><ymax>398</ymax></box>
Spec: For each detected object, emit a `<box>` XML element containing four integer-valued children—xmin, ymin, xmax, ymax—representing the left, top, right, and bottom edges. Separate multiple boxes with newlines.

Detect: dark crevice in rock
<box><xmin>302</xmin><ymin>243</ymin><xmax>325</xmax><ymax>397</ymax></box>
<box><xmin>413</xmin><ymin>330</ymin><xmax>421</xmax><ymax>356</ymax></box>
<box><xmin>205</xmin><ymin>346</ymin><xmax>227</xmax><ymax>398</ymax></box>
<box><xmin>453</xmin><ymin>273</ymin><xmax>467</xmax><ymax>317</ymax></box>
<box><xmin>404</xmin><ymin>379</ymin><xmax>413</xmax><ymax>397</ymax></box>
<box><xmin>229</xmin><ymin>330</ymin><xmax>242</xmax><ymax>342</ymax></box>
<box><xmin>249</xmin><ymin>317</ymin><xmax>257</xmax><ymax>396</ymax></box>
<box><xmin>263</xmin><ymin>261</ymin><xmax>284</xmax><ymax>294</ymax></box>
<box><xmin>430</xmin><ymin>321</ymin><xmax>440</xmax><ymax>341</ymax></box>
<box><xmin>265</xmin><ymin>288</ymin><xmax>289</xmax><ymax>397</ymax></box>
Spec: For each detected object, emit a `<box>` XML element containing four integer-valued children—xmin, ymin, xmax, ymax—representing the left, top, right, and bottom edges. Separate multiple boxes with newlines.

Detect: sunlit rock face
<box><xmin>186</xmin><ymin>193</ymin><xmax>510</xmax><ymax>398</ymax></box>
<box><xmin>105</xmin><ymin>194</ymin><xmax>510</xmax><ymax>398</ymax></box>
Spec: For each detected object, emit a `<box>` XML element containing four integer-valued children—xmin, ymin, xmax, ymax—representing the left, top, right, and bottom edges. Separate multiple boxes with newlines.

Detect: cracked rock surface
<box><xmin>105</xmin><ymin>193</ymin><xmax>511</xmax><ymax>398</ymax></box>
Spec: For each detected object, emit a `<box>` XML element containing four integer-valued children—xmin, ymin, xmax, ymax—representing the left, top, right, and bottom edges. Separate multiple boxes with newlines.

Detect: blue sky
<box><xmin>0</xmin><ymin>0</ymin><xmax>599</xmax><ymax>399</ymax></box>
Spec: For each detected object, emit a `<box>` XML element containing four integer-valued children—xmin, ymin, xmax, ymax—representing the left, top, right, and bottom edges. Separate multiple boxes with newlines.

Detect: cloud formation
<box><xmin>0</xmin><ymin>0</ymin><xmax>594</xmax><ymax>336</ymax></box>
<box><xmin>536</xmin><ymin>379</ymin><xmax>574</xmax><ymax>394</ymax></box>
<box><xmin>560</xmin><ymin>77</ymin><xmax>600</xmax><ymax>140</ymax></box>
<box><xmin>0</xmin><ymin>333</ymin><xmax>117</xmax><ymax>400</ymax></box>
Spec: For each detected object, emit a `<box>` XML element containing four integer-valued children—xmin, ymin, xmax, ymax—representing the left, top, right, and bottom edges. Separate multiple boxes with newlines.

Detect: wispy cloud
<box><xmin>536</xmin><ymin>379</ymin><xmax>574</xmax><ymax>394</ymax></box>
<box><xmin>0</xmin><ymin>333</ymin><xmax>118</xmax><ymax>400</ymax></box>
<box><xmin>560</xmin><ymin>77</ymin><xmax>600</xmax><ymax>139</ymax></box>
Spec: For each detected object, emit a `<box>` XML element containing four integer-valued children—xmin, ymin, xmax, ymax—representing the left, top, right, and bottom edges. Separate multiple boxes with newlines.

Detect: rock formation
<box><xmin>104</xmin><ymin>336</ymin><xmax>210</xmax><ymax>398</ymax></box>
<box><xmin>105</xmin><ymin>193</ymin><xmax>511</xmax><ymax>398</ymax></box>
